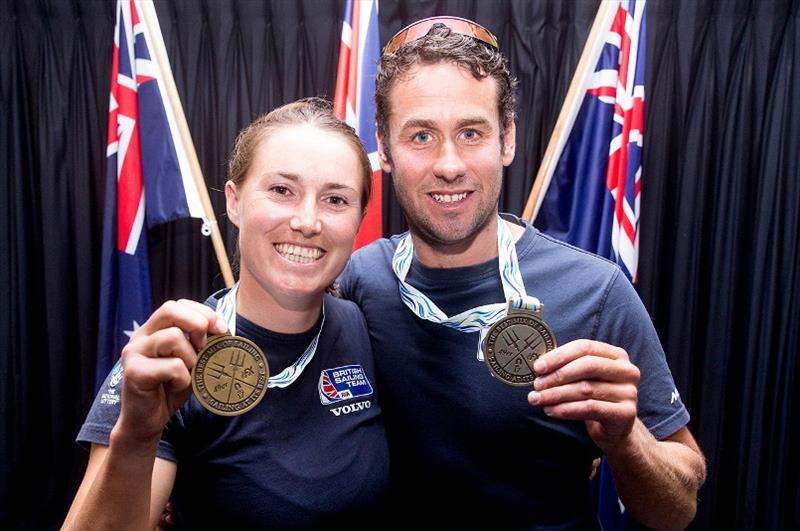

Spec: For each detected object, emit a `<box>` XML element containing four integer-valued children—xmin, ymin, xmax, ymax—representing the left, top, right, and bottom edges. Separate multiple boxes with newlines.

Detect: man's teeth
<box><xmin>275</xmin><ymin>243</ymin><xmax>323</xmax><ymax>264</ymax></box>
<box><xmin>432</xmin><ymin>192</ymin><xmax>468</xmax><ymax>203</ymax></box>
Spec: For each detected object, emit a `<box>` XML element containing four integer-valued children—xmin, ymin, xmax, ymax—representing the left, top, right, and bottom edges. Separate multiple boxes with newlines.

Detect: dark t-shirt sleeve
<box><xmin>337</xmin><ymin>258</ymin><xmax>358</xmax><ymax>301</ymax></box>
<box><xmin>595</xmin><ymin>270</ymin><xmax>690</xmax><ymax>440</ymax></box>
<box><xmin>75</xmin><ymin>360</ymin><xmax>179</xmax><ymax>461</ymax></box>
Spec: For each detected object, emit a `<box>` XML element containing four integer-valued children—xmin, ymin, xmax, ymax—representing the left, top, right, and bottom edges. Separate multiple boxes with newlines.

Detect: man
<box><xmin>339</xmin><ymin>17</ymin><xmax>706</xmax><ymax>530</ymax></box>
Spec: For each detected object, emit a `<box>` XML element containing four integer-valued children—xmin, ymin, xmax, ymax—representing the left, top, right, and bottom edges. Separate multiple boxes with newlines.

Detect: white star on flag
<box><xmin>123</xmin><ymin>320</ymin><xmax>141</xmax><ymax>339</ymax></box>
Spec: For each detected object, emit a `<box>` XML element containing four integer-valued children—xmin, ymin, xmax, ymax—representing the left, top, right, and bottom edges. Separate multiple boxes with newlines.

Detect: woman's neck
<box><xmin>234</xmin><ymin>276</ymin><xmax>322</xmax><ymax>334</ymax></box>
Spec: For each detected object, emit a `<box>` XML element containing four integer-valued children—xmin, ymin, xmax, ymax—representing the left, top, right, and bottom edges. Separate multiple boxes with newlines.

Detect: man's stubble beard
<box><xmin>390</xmin><ymin>167</ymin><xmax>503</xmax><ymax>256</ymax></box>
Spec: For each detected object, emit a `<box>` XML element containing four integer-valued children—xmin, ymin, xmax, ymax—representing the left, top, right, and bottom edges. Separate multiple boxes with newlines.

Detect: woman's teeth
<box><xmin>275</xmin><ymin>243</ymin><xmax>323</xmax><ymax>263</ymax></box>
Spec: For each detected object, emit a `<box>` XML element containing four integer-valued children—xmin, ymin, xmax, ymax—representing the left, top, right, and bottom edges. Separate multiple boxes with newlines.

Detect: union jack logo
<box><xmin>320</xmin><ymin>372</ymin><xmax>342</xmax><ymax>401</ymax></box>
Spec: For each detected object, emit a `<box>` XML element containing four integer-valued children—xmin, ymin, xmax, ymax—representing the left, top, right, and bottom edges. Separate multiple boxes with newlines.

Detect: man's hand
<box><xmin>526</xmin><ymin>339</ymin><xmax>706</xmax><ymax>530</ymax></box>
<box><xmin>527</xmin><ymin>339</ymin><xmax>641</xmax><ymax>452</ymax></box>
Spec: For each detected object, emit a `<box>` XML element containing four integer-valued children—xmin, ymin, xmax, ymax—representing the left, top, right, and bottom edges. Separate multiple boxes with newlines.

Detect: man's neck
<box><xmin>412</xmin><ymin>217</ymin><xmax>525</xmax><ymax>269</ymax></box>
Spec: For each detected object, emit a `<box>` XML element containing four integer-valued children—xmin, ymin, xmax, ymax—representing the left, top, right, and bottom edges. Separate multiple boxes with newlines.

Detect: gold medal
<box><xmin>482</xmin><ymin>301</ymin><xmax>556</xmax><ymax>386</ymax></box>
<box><xmin>192</xmin><ymin>334</ymin><xmax>269</xmax><ymax>416</ymax></box>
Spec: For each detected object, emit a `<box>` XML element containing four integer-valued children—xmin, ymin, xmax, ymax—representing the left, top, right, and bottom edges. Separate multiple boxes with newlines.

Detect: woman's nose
<box><xmin>289</xmin><ymin>199</ymin><xmax>322</xmax><ymax>238</ymax></box>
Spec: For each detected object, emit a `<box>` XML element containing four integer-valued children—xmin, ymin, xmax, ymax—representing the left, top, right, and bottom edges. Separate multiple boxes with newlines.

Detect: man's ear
<box><xmin>501</xmin><ymin>117</ymin><xmax>517</xmax><ymax>167</ymax></box>
<box><xmin>376</xmin><ymin>130</ymin><xmax>393</xmax><ymax>173</ymax></box>
<box><xmin>224</xmin><ymin>180</ymin><xmax>241</xmax><ymax>229</ymax></box>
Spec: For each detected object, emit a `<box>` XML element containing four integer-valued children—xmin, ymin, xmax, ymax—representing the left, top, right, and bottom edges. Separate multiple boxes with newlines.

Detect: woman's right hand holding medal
<box><xmin>112</xmin><ymin>300</ymin><xmax>228</xmax><ymax>446</ymax></box>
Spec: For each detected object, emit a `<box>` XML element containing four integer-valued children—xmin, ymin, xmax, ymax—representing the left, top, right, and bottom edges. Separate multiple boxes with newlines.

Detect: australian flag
<box><xmin>333</xmin><ymin>0</ymin><xmax>382</xmax><ymax>249</ymax></box>
<box><xmin>96</xmin><ymin>0</ymin><xmax>206</xmax><ymax>389</ymax></box>
<box><xmin>535</xmin><ymin>0</ymin><xmax>645</xmax><ymax>284</ymax></box>
<box><xmin>533</xmin><ymin>1</ymin><xmax>646</xmax><ymax>528</ymax></box>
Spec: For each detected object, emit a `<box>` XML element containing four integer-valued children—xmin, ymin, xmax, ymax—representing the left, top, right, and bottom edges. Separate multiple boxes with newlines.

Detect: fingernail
<box><xmin>533</xmin><ymin>360</ymin><xmax>545</xmax><ymax>372</ymax></box>
<box><xmin>543</xmin><ymin>407</ymin><xmax>553</xmax><ymax>416</ymax></box>
<box><xmin>528</xmin><ymin>391</ymin><xmax>541</xmax><ymax>405</ymax></box>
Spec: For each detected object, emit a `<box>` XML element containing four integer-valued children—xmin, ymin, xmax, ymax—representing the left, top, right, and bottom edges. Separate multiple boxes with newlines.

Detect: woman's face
<box><xmin>226</xmin><ymin>124</ymin><xmax>364</xmax><ymax>306</ymax></box>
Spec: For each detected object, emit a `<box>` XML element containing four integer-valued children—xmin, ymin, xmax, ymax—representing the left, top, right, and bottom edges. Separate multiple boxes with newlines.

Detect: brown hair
<box><xmin>375</xmin><ymin>22</ymin><xmax>517</xmax><ymax>156</ymax></box>
<box><xmin>228</xmin><ymin>97</ymin><xmax>372</xmax><ymax>208</ymax></box>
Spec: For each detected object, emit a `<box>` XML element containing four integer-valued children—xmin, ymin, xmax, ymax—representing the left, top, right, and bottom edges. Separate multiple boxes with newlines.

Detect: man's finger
<box><xmin>533</xmin><ymin>339</ymin><xmax>629</xmax><ymax>376</ymax></box>
<box><xmin>533</xmin><ymin>354</ymin><xmax>640</xmax><ymax>391</ymax></box>
<box><xmin>528</xmin><ymin>379</ymin><xmax>637</xmax><ymax>407</ymax></box>
<box><xmin>535</xmin><ymin>398</ymin><xmax>637</xmax><ymax>425</ymax></box>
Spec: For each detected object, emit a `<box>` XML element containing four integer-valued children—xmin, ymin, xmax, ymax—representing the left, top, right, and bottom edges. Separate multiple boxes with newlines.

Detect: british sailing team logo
<box><xmin>318</xmin><ymin>364</ymin><xmax>373</xmax><ymax>405</ymax></box>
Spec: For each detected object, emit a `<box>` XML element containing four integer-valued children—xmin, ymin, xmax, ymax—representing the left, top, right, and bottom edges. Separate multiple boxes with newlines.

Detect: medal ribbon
<box><xmin>216</xmin><ymin>283</ymin><xmax>325</xmax><ymax>388</ymax></box>
<box><xmin>392</xmin><ymin>216</ymin><xmax>540</xmax><ymax>360</ymax></box>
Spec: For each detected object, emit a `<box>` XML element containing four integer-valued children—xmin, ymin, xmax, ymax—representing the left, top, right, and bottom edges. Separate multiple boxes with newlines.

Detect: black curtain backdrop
<box><xmin>1</xmin><ymin>0</ymin><xmax>798</xmax><ymax>529</ymax></box>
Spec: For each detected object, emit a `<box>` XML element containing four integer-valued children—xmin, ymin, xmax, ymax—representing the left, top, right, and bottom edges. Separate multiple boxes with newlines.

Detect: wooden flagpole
<box><xmin>138</xmin><ymin>1</ymin><xmax>235</xmax><ymax>288</ymax></box>
<box><xmin>522</xmin><ymin>0</ymin><xmax>620</xmax><ymax>222</ymax></box>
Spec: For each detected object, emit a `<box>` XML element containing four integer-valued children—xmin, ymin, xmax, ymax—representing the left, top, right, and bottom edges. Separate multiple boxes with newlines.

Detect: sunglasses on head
<box><xmin>382</xmin><ymin>16</ymin><xmax>499</xmax><ymax>55</ymax></box>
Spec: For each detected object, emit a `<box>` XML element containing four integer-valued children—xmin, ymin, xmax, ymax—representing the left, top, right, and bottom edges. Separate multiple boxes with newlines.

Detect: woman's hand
<box><xmin>114</xmin><ymin>300</ymin><xmax>228</xmax><ymax>445</ymax></box>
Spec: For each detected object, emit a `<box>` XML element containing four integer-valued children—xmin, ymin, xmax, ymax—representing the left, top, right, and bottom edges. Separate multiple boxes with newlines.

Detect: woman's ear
<box><xmin>225</xmin><ymin>180</ymin><xmax>241</xmax><ymax>228</ymax></box>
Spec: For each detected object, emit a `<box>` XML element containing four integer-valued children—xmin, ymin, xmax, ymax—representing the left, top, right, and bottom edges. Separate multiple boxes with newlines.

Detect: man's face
<box><xmin>378</xmin><ymin>62</ymin><xmax>516</xmax><ymax>251</ymax></box>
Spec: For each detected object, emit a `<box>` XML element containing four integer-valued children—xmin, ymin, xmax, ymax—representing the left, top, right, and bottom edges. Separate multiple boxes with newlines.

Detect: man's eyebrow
<box><xmin>399</xmin><ymin>118</ymin><xmax>437</xmax><ymax>131</ymax></box>
<box><xmin>399</xmin><ymin>116</ymin><xmax>493</xmax><ymax>131</ymax></box>
<box><xmin>456</xmin><ymin>116</ymin><xmax>493</xmax><ymax>128</ymax></box>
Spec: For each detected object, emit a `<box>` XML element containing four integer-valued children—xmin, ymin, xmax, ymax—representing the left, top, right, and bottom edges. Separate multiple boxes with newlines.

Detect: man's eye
<box><xmin>413</xmin><ymin>131</ymin><xmax>432</xmax><ymax>143</ymax></box>
<box><xmin>271</xmin><ymin>185</ymin><xmax>290</xmax><ymax>195</ymax></box>
<box><xmin>462</xmin><ymin>129</ymin><xmax>480</xmax><ymax>141</ymax></box>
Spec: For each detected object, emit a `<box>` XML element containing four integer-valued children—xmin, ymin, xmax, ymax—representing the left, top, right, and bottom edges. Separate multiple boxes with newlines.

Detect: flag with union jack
<box><xmin>96</xmin><ymin>0</ymin><xmax>206</xmax><ymax>388</ymax></box>
<box><xmin>533</xmin><ymin>1</ymin><xmax>646</xmax><ymax>528</ymax></box>
<box><xmin>333</xmin><ymin>0</ymin><xmax>382</xmax><ymax>249</ymax></box>
<box><xmin>534</xmin><ymin>0</ymin><xmax>645</xmax><ymax>284</ymax></box>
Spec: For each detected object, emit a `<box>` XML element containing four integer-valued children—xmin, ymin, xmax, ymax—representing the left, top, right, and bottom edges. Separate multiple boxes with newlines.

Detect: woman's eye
<box><xmin>270</xmin><ymin>185</ymin><xmax>290</xmax><ymax>195</ymax></box>
<box><xmin>326</xmin><ymin>196</ymin><xmax>348</xmax><ymax>206</ymax></box>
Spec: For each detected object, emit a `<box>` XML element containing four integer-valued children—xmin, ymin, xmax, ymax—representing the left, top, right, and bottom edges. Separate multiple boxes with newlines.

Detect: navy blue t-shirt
<box><xmin>78</xmin><ymin>293</ymin><xmax>389</xmax><ymax>529</ymax></box>
<box><xmin>338</xmin><ymin>214</ymin><xmax>689</xmax><ymax>530</ymax></box>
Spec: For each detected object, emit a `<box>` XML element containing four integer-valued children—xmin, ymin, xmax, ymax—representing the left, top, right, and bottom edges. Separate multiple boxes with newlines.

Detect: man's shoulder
<box><xmin>323</xmin><ymin>291</ymin><xmax>363</xmax><ymax>320</ymax></box>
<box><xmin>338</xmin><ymin>235</ymin><xmax>406</xmax><ymax>302</ymax></box>
<box><xmin>342</xmin><ymin>235</ymin><xmax>403</xmax><ymax>280</ymax></box>
<box><xmin>517</xmin><ymin>222</ymin><xmax>622</xmax><ymax>282</ymax></box>
<box><xmin>351</xmin><ymin>235</ymin><xmax>402</xmax><ymax>265</ymax></box>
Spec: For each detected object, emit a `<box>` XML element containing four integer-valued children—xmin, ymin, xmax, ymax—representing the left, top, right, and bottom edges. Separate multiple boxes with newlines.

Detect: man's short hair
<box><xmin>375</xmin><ymin>22</ymin><xmax>518</xmax><ymax>151</ymax></box>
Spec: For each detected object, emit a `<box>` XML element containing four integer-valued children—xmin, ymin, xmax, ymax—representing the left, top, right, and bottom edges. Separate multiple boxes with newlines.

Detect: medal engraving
<box><xmin>192</xmin><ymin>335</ymin><xmax>269</xmax><ymax>416</ymax></box>
<box><xmin>483</xmin><ymin>307</ymin><xmax>556</xmax><ymax>386</ymax></box>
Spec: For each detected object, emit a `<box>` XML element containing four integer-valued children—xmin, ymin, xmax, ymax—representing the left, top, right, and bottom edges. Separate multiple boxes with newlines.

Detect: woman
<box><xmin>64</xmin><ymin>98</ymin><xmax>389</xmax><ymax>529</ymax></box>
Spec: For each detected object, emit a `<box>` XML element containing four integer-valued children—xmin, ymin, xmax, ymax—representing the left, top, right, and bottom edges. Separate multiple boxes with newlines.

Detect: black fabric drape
<box><xmin>1</xmin><ymin>0</ymin><xmax>798</xmax><ymax>529</ymax></box>
<box><xmin>640</xmin><ymin>1</ymin><xmax>800</xmax><ymax>529</ymax></box>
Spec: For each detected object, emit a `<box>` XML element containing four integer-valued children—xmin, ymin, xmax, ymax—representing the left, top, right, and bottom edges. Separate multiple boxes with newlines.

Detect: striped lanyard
<box><xmin>391</xmin><ymin>217</ymin><xmax>541</xmax><ymax>360</ymax></box>
<box><xmin>216</xmin><ymin>283</ymin><xmax>325</xmax><ymax>388</ymax></box>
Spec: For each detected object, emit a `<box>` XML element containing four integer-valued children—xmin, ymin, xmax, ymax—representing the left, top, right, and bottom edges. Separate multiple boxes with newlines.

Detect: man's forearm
<box><xmin>604</xmin><ymin>422</ymin><xmax>706</xmax><ymax>531</ymax></box>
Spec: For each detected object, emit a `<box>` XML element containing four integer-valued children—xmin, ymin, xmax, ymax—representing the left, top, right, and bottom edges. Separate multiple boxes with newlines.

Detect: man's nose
<box><xmin>432</xmin><ymin>139</ymin><xmax>467</xmax><ymax>182</ymax></box>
